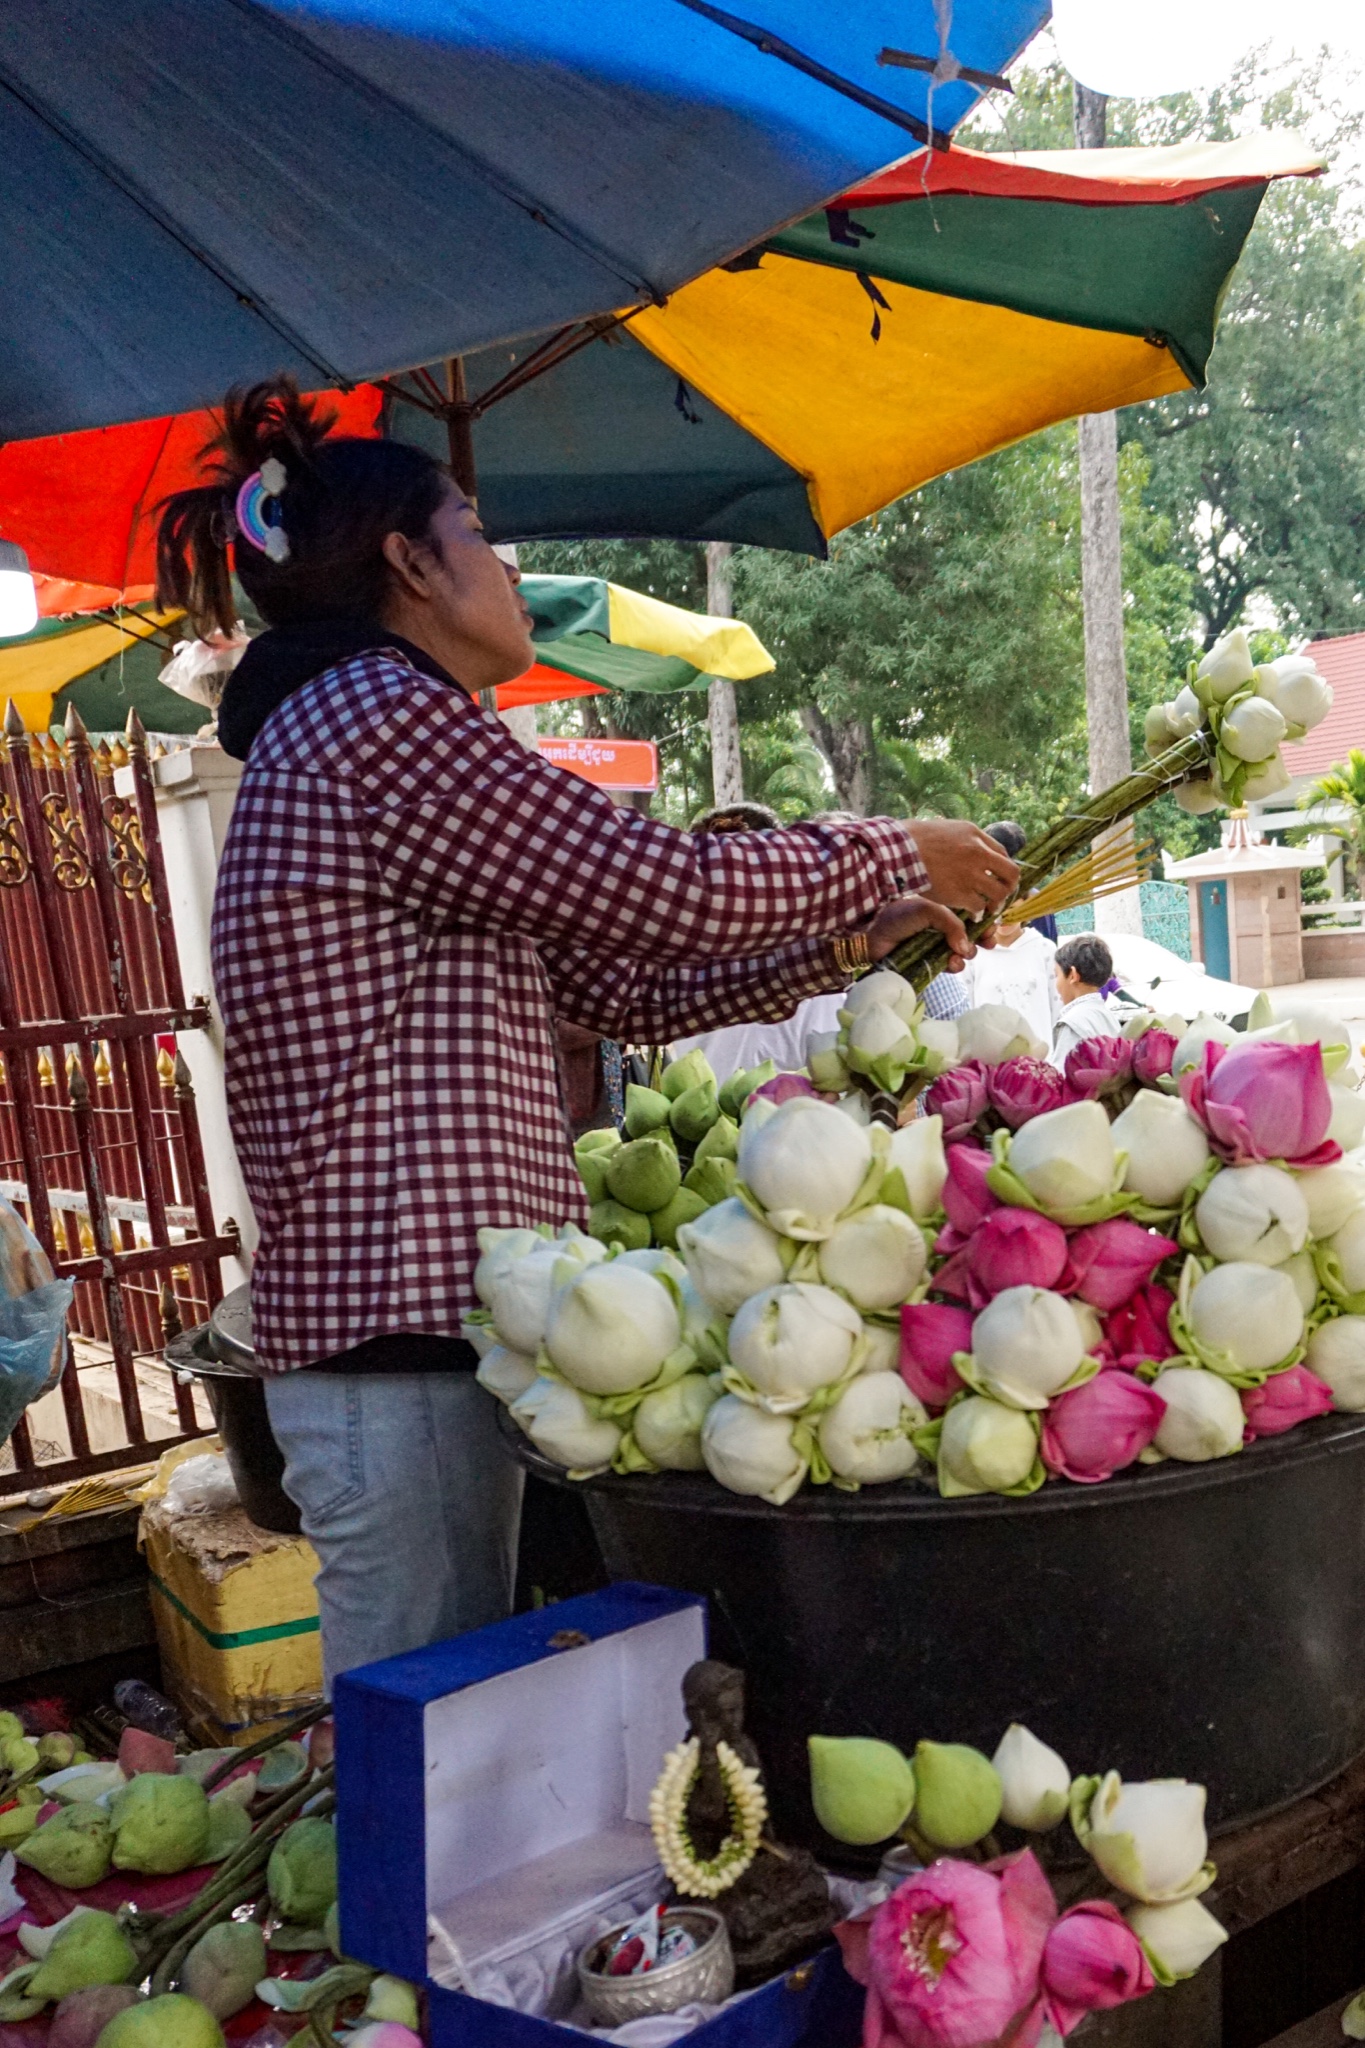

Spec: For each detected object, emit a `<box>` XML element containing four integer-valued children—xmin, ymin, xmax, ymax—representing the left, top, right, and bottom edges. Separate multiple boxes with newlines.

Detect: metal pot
<box><xmin>163</xmin><ymin>1286</ymin><xmax>300</xmax><ymax>1536</ymax></box>
<box><xmin>504</xmin><ymin>1409</ymin><xmax>1365</xmax><ymax>1846</ymax></box>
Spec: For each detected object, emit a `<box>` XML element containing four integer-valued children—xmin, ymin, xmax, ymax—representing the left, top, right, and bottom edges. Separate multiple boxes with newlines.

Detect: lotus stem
<box><xmin>201</xmin><ymin>1702</ymin><xmax>331</xmax><ymax>1794</ymax></box>
<box><xmin>148</xmin><ymin>1873</ymin><xmax>265</xmax><ymax>1997</ymax></box>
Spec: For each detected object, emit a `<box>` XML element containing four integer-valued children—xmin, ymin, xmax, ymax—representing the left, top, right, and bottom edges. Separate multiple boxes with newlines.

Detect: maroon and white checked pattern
<box><xmin>211</xmin><ymin>650</ymin><xmax>928</xmax><ymax>1370</ymax></box>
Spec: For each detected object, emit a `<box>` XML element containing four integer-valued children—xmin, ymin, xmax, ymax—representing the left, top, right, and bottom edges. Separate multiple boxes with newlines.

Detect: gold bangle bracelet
<box><xmin>833</xmin><ymin>931</ymin><xmax>871</xmax><ymax>976</ymax></box>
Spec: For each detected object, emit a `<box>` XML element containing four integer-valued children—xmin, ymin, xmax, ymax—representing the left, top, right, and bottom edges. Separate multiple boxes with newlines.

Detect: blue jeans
<box><xmin>263</xmin><ymin>1371</ymin><xmax>524</xmax><ymax>1689</ymax></box>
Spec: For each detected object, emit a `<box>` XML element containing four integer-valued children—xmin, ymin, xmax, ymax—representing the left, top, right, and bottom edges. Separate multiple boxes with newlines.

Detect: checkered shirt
<box><xmin>210</xmin><ymin>650</ymin><xmax>928</xmax><ymax>1370</ymax></box>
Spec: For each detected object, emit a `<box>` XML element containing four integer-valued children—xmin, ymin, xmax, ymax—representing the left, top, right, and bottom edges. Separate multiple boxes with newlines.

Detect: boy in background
<box><xmin>1051</xmin><ymin>933</ymin><xmax>1116</xmax><ymax>1068</ymax></box>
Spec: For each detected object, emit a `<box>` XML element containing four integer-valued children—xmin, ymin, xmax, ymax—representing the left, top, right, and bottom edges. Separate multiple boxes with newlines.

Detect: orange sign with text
<box><xmin>537</xmin><ymin>736</ymin><xmax>659</xmax><ymax>791</ymax></box>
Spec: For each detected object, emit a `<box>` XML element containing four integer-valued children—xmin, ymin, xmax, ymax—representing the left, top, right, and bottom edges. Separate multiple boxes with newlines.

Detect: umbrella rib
<box><xmin>0</xmin><ymin>62</ymin><xmax>345</xmax><ymax>388</ymax></box>
<box><xmin>669</xmin><ymin>0</ymin><xmax>953</xmax><ymax>151</ymax></box>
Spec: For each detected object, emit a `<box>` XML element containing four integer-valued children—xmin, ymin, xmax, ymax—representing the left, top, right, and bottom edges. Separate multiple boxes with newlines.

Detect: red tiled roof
<box><xmin>1281</xmin><ymin>630</ymin><xmax>1365</xmax><ymax>779</ymax></box>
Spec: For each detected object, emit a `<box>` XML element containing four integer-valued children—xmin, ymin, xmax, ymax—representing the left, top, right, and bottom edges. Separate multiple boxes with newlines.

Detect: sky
<box><xmin>1050</xmin><ymin>0</ymin><xmax>1364</xmax><ymax>101</ymax></box>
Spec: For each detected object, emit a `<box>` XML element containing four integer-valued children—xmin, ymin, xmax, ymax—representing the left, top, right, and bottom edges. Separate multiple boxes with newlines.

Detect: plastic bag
<box><xmin>163</xmin><ymin>1453</ymin><xmax>239</xmax><ymax>1515</ymax></box>
<box><xmin>0</xmin><ymin>1199</ymin><xmax>74</xmax><ymax>1448</ymax></box>
<box><xmin>158</xmin><ymin>629</ymin><xmax>250</xmax><ymax>710</ymax></box>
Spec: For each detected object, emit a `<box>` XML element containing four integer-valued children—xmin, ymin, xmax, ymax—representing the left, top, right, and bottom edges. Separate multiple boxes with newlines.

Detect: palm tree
<box><xmin>1299</xmin><ymin>749</ymin><xmax>1365</xmax><ymax>896</ymax></box>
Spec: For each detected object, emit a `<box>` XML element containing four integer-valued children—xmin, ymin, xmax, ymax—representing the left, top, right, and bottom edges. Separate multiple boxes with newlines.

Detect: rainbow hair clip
<box><xmin>234</xmin><ymin>456</ymin><xmax>291</xmax><ymax>562</ymax></box>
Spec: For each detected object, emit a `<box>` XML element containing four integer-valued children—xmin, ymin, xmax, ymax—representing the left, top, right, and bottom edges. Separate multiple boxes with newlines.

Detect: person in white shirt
<box><xmin>960</xmin><ymin>923</ymin><xmax>1062</xmax><ymax>1050</ymax></box>
<box><xmin>1051</xmin><ymin>933</ymin><xmax>1117</xmax><ymax>1068</ymax></box>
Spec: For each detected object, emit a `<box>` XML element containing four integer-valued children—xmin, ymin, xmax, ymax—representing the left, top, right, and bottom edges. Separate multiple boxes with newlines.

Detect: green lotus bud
<box><xmin>0</xmin><ymin>1711</ymin><xmax>23</xmax><ymax>1744</ymax></box>
<box><xmin>38</xmin><ymin>1733</ymin><xmax>79</xmax><ymax>1771</ymax></box>
<box><xmin>625</xmin><ymin>1084</ymin><xmax>672</xmax><ymax>1138</ymax></box>
<box><xmin>28</xmin><ymin>1913</ymin><xmax>138</xmax><ymax>2004</ymax></box>
<box><xmin>93</xmin><ymin>1993</ymin><xmax>225</xmax><ymax>2048</ymax></box>
<box><xmin>109</xmin><ymin>1774</ymin><xmax>210</xmax><ymax>1875</ymax></box>
<box><xmin>203</xmin><ymin>1794</ymin><xmax>252</xmax><ymax>1862</ymax></box>
<box><xmin>661</xmin><ymin>1050</ymin><xmax>714</xmax><ymax>1102</ymax></box>
<box><xmin>255</xmin><ymin>1741</ymin><xmax>308</xmax><ymax>1795</ymax></box>
<box><xmin>649</xmin><ymin>1187</ymin><xmax>709</xmax><ymax>1250</ymax></box>
<box><xmin>325</xmin><ymin>1901</ymin><xmax>342</xmax><ymax>1959</ymax></box>
<box><xmin>364</xmin><ymin>1977</ymin><xmax>421</xmax><ymax>2026</ymax></box>
<box><xmin>180</xmin><ymin>1921</ymin><xmax>268</xmax><ymax>2021</ymax></box>
<box><xmin>576</xmin><ymin>1148</ymin><xmax>611</xmax><ymax>1202</ymax></box>
<box><xmin>0</xmin><ymin>1800</ymin><xmax>41</xmax><ymax>1848</ymax></box>
<box><xmin>605</xmin><ymin>1136</ymin><xmax>681</xmax><ymax>1213</ymax></box>
<box><xmin>49</xmin><ymin>1985</ymin><xmax>143</xmax><ymax>2048</ymax></box>
<box><xmin>17</xmin><ymin>1804</ymin><xmax>112</xmax><ymax>1888</ymax></box>
<box><xmin>670</xmin><ymin>1080</ymin><xmax>720</xmax><ymax>1144</ymax></box>
<box><xmin>576</xmin><ymin>1127</ymin><xmax>622</xmax><ymax>1156</ymax></box>
<box><xmin>683</xmin><ymin>1155</ymin><xmax>737</xmax><ymax>1206</ymax></box>
<box><xmin>912</xmin><ymin>1740</ymin><xmax>1003</xmax><ymax>1849</ymax></box>
<box><xmin>694</xmin><ymin>1113</ymin><xmax>739</xmax><ymax>1166</ymax></box>
<box><xmin>268</xmin><ymin>1816</ymin><xmax>338</xmax><ymax>1926</ymax></box>
<box><xmin>808</xmin><ymin>1736</ymin><xmax>916</xmax><ymax>1845</ymax></box>
<box><xmin>589</xmin><ymin>1199</ymin><xmax>651</xmax><ymax>1251</ymax></box>
<box><xmin>720</xmin><ymin>1060</ymin><xmax>777</xmax><ymax>1120</ymax></box>
<box><xmin>4</xmin><ymin>1735</ymin><xmax>39</xmax><ymax>1775</ymax></box>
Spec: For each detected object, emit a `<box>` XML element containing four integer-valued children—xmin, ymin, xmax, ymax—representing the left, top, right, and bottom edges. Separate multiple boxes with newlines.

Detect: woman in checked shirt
<box><xmin>157</xmin><ymin>379</ymin><xmax>1017</xmax><ymax>1685</ymax></box>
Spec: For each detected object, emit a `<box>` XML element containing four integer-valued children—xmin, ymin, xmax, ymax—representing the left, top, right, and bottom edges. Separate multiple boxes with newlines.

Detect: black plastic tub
<box><xmin>162</xmin><ymin>1286</ymin><xmax>300</xmax><ymax>1536</ymax></box>
<box><xmin>503</xmin><ymin>1409</ymin><xmax>1365</xmax><ymax>1849</ymax></box>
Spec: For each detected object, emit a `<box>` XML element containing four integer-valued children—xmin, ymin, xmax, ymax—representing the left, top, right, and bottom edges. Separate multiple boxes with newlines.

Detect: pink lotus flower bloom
<box><xmin>901</xmin><ymin>1303</ymin><xmax>973</xmax><ymax>1409</ymax></box>
<box><xmin>986</xmin><ymin>1059</ymin><xmax>1071</xmax><ymax>1131</ymax></box>
<box><xmin>1180</xmin><ymin>1038</ymin><xmax>1340</xmax><ymax>1169</ymax></box>
<box><xmin>1041</xmin><ymin>1371</ymin><xmax>1167</xmax><ymax>1484</ymax></box>
<box><xmin>1240</xmin><ymin>1363</ymin><xmax>1335</xmax><ymax>1442</ymax></box>
<box><xmin>1064</xmin><ymin>1036</ymin><xmax>1134</xmax><ymax>1102</ymax></box>
<box><xmin>941</xmin><ymin>1142</ymin><xmax>1000</xmax><ymax>1235</ymax></box>
<box><xmin>1103</xmin><ymin>1283</ymin><xmax>1176</xmax><ymax>1374</ymax></box>
<box><xmin>752</xmin><ymin>1072</ymin><xmax>819</xmax><ymax>1106</ymax></box>
<box><xmin>1041</xmin><ymin>1900</ymin><xmax>1154</xmax><ymax>2036</ymax></box>
<box><xmin>925</xmin><ymin>1062</ymin><xmax>991</xmax><ymax>1145</ymax></box>
<box><xmin>1131</xmin><ymin>1029</ymin><xmax>1179</xmax><ymax>1086</ymax></box>
<box><xmin>1065</xmin><ymin>1220</ymin><xmax>1178</xmax><ymax>1313</ymax></box>
<box><xmin>837</xmin><ymin>1851</ymin><xmax>1055</xmax><ymax>2048</ymax></box>
<box><xmin>348</xmin><ymin>2029</ymin><xmax>424</xmax><ymax>2048</ymax></box>
<box><xmin>967</xmin><ymin>1209</ymin><xmax>1070</xmax><ymax>1300</ymax></box>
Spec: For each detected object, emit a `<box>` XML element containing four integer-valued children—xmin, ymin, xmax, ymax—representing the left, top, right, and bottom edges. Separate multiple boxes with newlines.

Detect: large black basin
<box><xmin>504</xmin><ymin>1410</ymin><xmax>1365</xmax><ymax>1850</ymax></box>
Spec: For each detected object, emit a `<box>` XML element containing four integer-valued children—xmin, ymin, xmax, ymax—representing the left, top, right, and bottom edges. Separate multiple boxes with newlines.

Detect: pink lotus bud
<box><xmin>1240</xmin><ymin>1363</ymin><xmax>1335</xmax><ymax>1442</ymax></box>
<box><xmin>1042</xmin><ymin>1900</ymin><xmax>1154</xmax><ymax>2035</ymax></box>
<box><xmin>752</xmin><ymin>1072</ymin><xmax>819</xmax><ymax>1107</ymax></box>
<box><xmin>1180</xmin><ymin>1039</ymin><xmax>1339</xmax><ymax>1169</ymax></box>
<box><xmin>118</xmin><ymin>1727</ymin><xmax>177</xmax><ymax>1777</ymax></box>
<box><xmin>925</xmin><ymin>1061</ymin><xmax>991</xmax><ymax>1144</ymax></box>
<box><xmin>1131</xmin><ymin>1029</ymin><xmax>1178</xmax><ymax>1086</ymax></box>
<box><xmin>1041</xmin><ymin>1372</ymin><xmax>1167</xmax><ymax>1484</ymax></box>
<box><xmin>942</xmin><ymin>1142</ymin><xmax>1000</xmax><ymax>1234</ymax></box>
<box><xmin>987</xmin><ymin>1057</ymin><xmax>1071</xmax><ymax>1130</ymax></box>
<box><xmin>900</xmin><ymin>1303</ymin><xmax>973</xmax><ymax>1409</ymax></box>
<box><xmin>1103</xmin><ymin>1283</ymin><xmax>1176</xmax><ymax>1373</ymax></box>
<box><xmin>1065</xmin><ymin>1220</ymin><xmax>1178</xmax><ymax>1314</ymax></box>
<box><xmin>307</xmin><ymin>1718</ymin><xmax>335</xmax><ymax>1771</ymax></box>
<box><xmin>967</xmin><ymin>1209</ymin><xmax>1070</xmax><ymax>1298</ymax></box>
<box><xmin>1065</xmin><ymin>1037</ymin><xmax>1134</xmax><ymax>1101</ymax></box>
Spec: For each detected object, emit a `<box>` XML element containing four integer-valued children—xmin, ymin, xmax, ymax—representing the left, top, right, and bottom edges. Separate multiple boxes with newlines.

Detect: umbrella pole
<box><xmin>444</xmin><ymin>357</ymin><xmax>500</xmax><ymax>714</ymax></box>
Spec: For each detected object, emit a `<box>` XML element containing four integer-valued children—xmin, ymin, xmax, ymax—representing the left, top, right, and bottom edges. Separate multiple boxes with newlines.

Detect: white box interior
<box><xmin>424</xmin><ymin>1605</ymin><xmax>706</xmax><ymax>2010</ymax></box>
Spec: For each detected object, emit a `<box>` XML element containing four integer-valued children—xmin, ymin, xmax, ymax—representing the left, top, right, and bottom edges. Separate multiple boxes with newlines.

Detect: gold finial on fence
<box><xmin>156</xmin><ymin>1047</ymin><xmax>176</xmax><ymax>1087</ymax></box>
<box><xmin>159</xmin><ymin>1281</ymin><xmax>183</xmax><ymax>1345</ymax></box>
<box><xmin>93</xmin><ymin>739</ymin><xmax>114</xmax><ymax>779</ymax></box>
<box><xmin>36</xmin><ymin>1049</ymin><xmax>54</xmax><ymax>1088</ymax></box>
<box><xmin>108</xmin><ymin>738</ymin><xmax>129</xmax><ymax>769</ymax></box>
<box><xmin>3</xmin><ymin>701</ymin><xmax>24</xmax><ymax>740</ymax></box>
<box><xmin>93</xmin><ymin>1042</ymin><xmax>113</xmax><ymax>1087</ymax></box>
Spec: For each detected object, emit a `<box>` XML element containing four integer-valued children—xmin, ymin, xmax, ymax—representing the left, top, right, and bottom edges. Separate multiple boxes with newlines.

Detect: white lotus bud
<box><xmin>737</xmin><ymin>1098</ymin><xmax>873</xmax><ymax>1239</ymax></box>
<box><xmin>510</xmin><ymin>1378</ymin><xmax>621</xmax><ymax>1471</ymax></box>
<box><xmin>1296</xmin><ymin>1163</ymin><xmax>1365</xmax><ymax>1239</ymax></box>
<box><xmin>835</xmin><ymin>1091</ymin><xmax>873</xmax><ymax>1126</ymax></box>
<box><xmin>701</xmin><ymin>1396</ymin><xmax>807</xmax><ymax>1504</ymax></box>
<box><xmin>677</xmin><ymin>1197</ymin><xmax>787</xmax><ymax>1314</ymax></box>
<box><xmin>1281</xmin><ymin>1250</ymin><xmax>1319</xmax><ymax>1314</ymax></box>
<box><xmin>1125</xmin><ymin>1898</ymin><xmax>1228</xmax><ymax>1980</ymax></box>
<box><xmin>1167</xmin><ymin>686</ymin><xmax>1202</xmax><ymax>736</ymax></box>
<box><xmin>970</xmin><ymin>1286</ymin><xmax>1084</xmax><ymax>1409</ymax></box>
<box><xmin>859</xmin><ymin>1323</ymin><xmax>901</xmax><ymax>1375</ymax></box>
<box><xmin>1070</xmin><ymin>1300</ymin><xmax>1104</xmax><ymax>1353</ymax></box>
<box><xmin>475</xmin><ymin>1344</ymin><xmax>539</xmax><ymax>1406</ymax></box>
<box><xmin>841</xmin><ymin>969</ymin><xmax>917</xmax><ymax>1019</ymax></box>
<box><xmin>1327</xmin><ymin>1208</ymin><xmax>1365</xmax><ymax>1295</ymax></box>
<box><xmin>633</xmin><ymin>1374</ymin><xmax>720</xmax><ymax>1470</ymax></box>
<box><xmin>1172</xmin><ymin>1014</ymin><xmax>1238</xmax><ymax>1077</ymax></box>
<box><xmin>486</xmin><ymin>1235</ymin><xmax>605</xmax><ymax>1353</ymax></box>
<box><xmin>955</xmin><ymin>1003</ymin><xmax>1044</xmax><ymax>1066</ymax></box>
<box><xmin>677</xmin><ymin>1275</ymin><xmax>728</xmax><ymax>1370</ymax></box>
<box><xmin>848</xmin><ymin>1003</ymin><xmax>917</xmax><ymax>1064</ymax></box>
<box><xmin>1111</xmin><ymin>1092</ymin><xmax>1211</xmax><ymax>1207</ymax></box>
<box><xmin>991</xmin><ymin>1724</ymin><xmax>1070</xmax><ymax>1833</ymax></box>
<box><xmin>1150</xmin><ymin>1365</ymin><xmax>1246</xmax><ymax>1461</ymax></box>
<box><xmin>473</xmin><ymin>1227</ymin><xmax>544</xmax><ymax>1307</ymax></box>
<box><xmin>888</xmin><ymin>1116</ymin><xmax>948</xmax><ymax>1219</ymax></box>
<box><xmin>806</xmin><ymin>1030</ymin><xmax>850</xmax><ymax>1092</ymax></box>
<box><xmin>1267</xmin><ymin>656</ymin><xmax>1333</xmax><ymax>730</ymax></box>
<box><xmin>545</xmin><ymin>1263</ymin><xmax>681</xmax><ymax>1394</ymax></box>
<box><xmin>1240</xmin><ymin>756</ymin><xmax>1291</xmax><ymax>803</ymax></box>
<box><xmin>1194</xmin><ymin>1164</ymin><xmax>1308</xmax><ymax>1265</ymax></box>
<box><xmin>1220</xmin><ymin>696</ymin><xmax>1286</xmax><ymax>763</ymax></box>
<box><xmin>1329</xmin><ymin>1084</ymin><xmax>1365</xmax><ymax>1151</ymax></box>
<box><xmin>1082</xmin><ymin>1773</ymin><xmax>1211</xmax><ymax>1903</ymax></box>
<box><xmin>818</xmin><ymin>1205</ymin><xmax>926</xmax><ymax>1310</ymax></box>
<box><xmin>1008</xmin><ymin>1100</ymin><xmax>1117</xmax><ymax>1212</ymax></box>
<box><xmin>938</xmin><ymin>1396</ymin><xmax>1039</xmax><ymax>1495</ymax></box>
<box><xmin>1262</xmin><ymin>1003</ymin><xmax>1352</xmax><ymax>1074</ymax></box>
<box><xmin>729</xmin><ymin>1283</ymin><xmax>864</xmax><ymax>1411</ymax></box>
<box><xmin>1307</xmin><ymin>1315</ymin><xmax>1365</xmax><ymax>1409</ymax></box>
<box><xmin>817</xmin><ymin>1373</ymin><xmax>925</xmax><ymax>1485</ymax></box>
<box><xmin>1176</xmin><ymin>779</ymin><xmax>1223</xmax><ymax>816</ymax></box>
<box><xmin>1196</xmin><ymin>627</ymin><xmax>1255</xmax><ymax>700</ymax></box>
<box><xmin>1187</xmin><ymin>1262</ymin><xmax>1304</xmax><ymax>1375</ymax></box>
<box><xmin>614</xmin><ymin>1247</ymin><xmax>688</xmax><ymax>1285</ymax></box>
<box><xmin>916</xmin><ymin>1019</ymin><xmax>960</xmax><ymax>1071</ymax></box>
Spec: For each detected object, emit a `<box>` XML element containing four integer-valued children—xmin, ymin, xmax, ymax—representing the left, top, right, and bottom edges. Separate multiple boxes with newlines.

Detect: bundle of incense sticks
<box><xmin>1000</xmin><ymin>834</ymin><xmax>1154</xmax><ymax>925</ymax></box>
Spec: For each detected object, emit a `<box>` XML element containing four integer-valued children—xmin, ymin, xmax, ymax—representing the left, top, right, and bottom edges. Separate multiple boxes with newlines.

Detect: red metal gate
<box><xmin>0</xmin><ymin>703</ymin><xmax>239</xmax><ymax>1497</ymax></box>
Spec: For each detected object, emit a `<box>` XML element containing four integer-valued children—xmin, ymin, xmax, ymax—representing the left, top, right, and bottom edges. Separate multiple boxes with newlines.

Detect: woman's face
<box><xmin>381</xmin><ymin>486</ymin><xmax>534</xmax><ymax>693</ymax></box>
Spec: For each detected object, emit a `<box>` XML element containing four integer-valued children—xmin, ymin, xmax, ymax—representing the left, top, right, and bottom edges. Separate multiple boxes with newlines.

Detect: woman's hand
<box><xmin>907</xmin><ymin>819</ymin><xmax>1019</xmax><ymax>918</ymax></box>
<box><xmin>864</xmin><ymin>896</ymin><xmax>983</xmax><ymax>971</ymax></box>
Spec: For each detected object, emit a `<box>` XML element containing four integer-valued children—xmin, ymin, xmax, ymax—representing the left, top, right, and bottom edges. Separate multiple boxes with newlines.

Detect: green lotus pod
<box><xmin>38</xmin><ymin>1733</ymin><xmax>80</xmax><ymax>1771</ymax></box>
<box><xmin>180</xmin><ymin>1921</ymin><xmax>268</xmax><ymax>2021</ymax></box>
<box><xmin>17</xmin><ymin>1804</ymin><xmax>113</xmax><ymax>1888</ymax></box>
<box><xmin>683</xmin><ymin>1155</ymin><xmax>737</xmax><ymax>1206</ymax></box>
<box><xmin>267</xmin><ymin>1816</ymin><xmax>338</xmax><ymax>1926</ymax></box>
<box><xmin>0</xmin><ymin>1799</ymin><xmax>41</xmax><ymax>1848</ymax></box>
<box><xmin>808</xmin><ymin>1736</ymin><xmax>916</xmax><ymax>1845</ymax></box>
<box><xmin>365</xmin><ymin>1976</ymin><xmax>421</xmax><ymax>2026</ymax></box>
<box><xmin>605</xmin><ymin>1136</ymin><xmax>681</xmax><ymax>1214</ymax></box>
<box><xmin>109</xmin><ymin>1774</ymin><xmax>210</xmax><ymax>1875</ymax></box>
<box><xmin>28</xmin><ymin>1913</ymin><xmax>138</xmax><ymax>2004</ymax></box>
<box><xmin>670</xmin><ymin>1080</ymin><xmax>721</xmax><ymax>1145</ymax></box>
<box><xmin>624</xmin><ymin>1084</ymin><xmax>672</xmax><ymax>1138</ymax></box>
<box><xmin>589</xmin><ymin>1199</ymin><xmax>652</xmax><ymax>1251</ymax></box>
<box><xmin>203</xmin><ymin>1794</ymin><xmax>252</xmax><ymax>1862</ymax></box>
<box><xmin>324</xmin><ymin>1901</ymin><xmax>342</xmax><ymax>1959</ymax></box>
<box><xmin>662</xmin><ymin>1050</ymin><xmax>715</xmax><ymax>1103</ymax></box>
<box><xmin>913</xmin><ymin>1740</ymin><xmax>1003</xmax><ymax>1850</ymax></box>
<box><xmin>48</xmin><ymin>1985</ymin><xmax>143</xmax><ymax>2048</ymax></box>
<box><xmin>575</xmin><ymin>1147</ymin><xmax>611</xmax><ymax>1203</ymax></box>
<box><xmin>93</xmin><ymin>1993</ymin><xmax>225</xmax><ymax>2048</ymax></box>
<box><xmin>254</xmin><ymin>1741</ymin><xmax>308</xmax><ymax>1795</ymax></box>
<box><xmin>576</xmin><ymin>1126</ymin><xmax>622</xmax><ymax>1156</ymax></box>
<box><xmin>0</xmin><ymin>1711</ymin><xmax>23</xmax><ymax>1744</ymax></box>
<box><xmin>720</xmin><ymin>1060</ymin><xmax>777</xmax><ymax>1120</ymax></box>
<box><xmin>649</xmin><ymin>1187</ymin><xmax>709</xmax><ymax>1250</ymax></box>
<box><xmin>694</xmin><ymin>1114</ymin><xmax>740</xmax><ymax>1166</ymax></box>
<box><xmin>0</xmin><ymin>1966</ymin><xmax>44</xmax><ymax>2024</ymax></box>
<box><xmin>4</xmin><ymin>1735</ymin><xmax>40</xmax><ymax>1775</ymax></box>
<box><xmin>176</xmin><ymin>1751</ymin><xmax>236</xmax><ymax>1786</ymax></box>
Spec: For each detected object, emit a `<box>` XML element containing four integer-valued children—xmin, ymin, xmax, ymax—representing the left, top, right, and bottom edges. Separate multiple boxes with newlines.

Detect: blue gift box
<box><xmin>334</xmin><ymin>1582</ymin><xmax>864</xmax><ymax>2047</ymax></box>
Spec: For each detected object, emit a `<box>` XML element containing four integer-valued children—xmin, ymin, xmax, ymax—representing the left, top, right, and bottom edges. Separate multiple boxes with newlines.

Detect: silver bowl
<box><xmin>577</xmin><ymin>1907</ymin><xmax>735</xmax><ymax>2024</ymax></box>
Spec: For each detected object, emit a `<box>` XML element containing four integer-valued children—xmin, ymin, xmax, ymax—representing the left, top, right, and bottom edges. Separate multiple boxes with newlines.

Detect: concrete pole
<box><xmin>1074</xmin><ymin>84</ymin><xmax>1143</xmax><ymax>939</ymax></box>
<box><xmin>705</xmin><ymin>542</ymin><xmax>745</xmax><ymax>805</ymax></box>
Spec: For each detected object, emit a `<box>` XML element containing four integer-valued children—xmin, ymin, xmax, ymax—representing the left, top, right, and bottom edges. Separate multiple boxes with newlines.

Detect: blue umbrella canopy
<box><xmin>0</xmin><ymin>0</ymin><xmax>1045</xmax><ymax>440</ymax></box>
